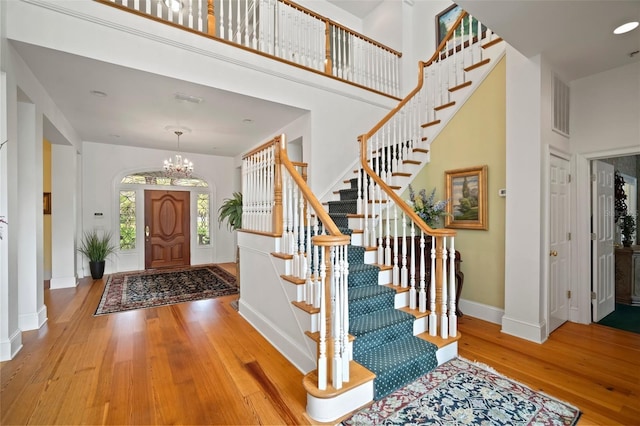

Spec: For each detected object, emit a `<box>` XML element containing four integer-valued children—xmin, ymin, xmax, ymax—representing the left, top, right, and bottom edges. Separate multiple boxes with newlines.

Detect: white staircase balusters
<box><xmin>419</xmin><ymin>230</ymin><xmax>427</xmax><ymax>312</ymax></box>
<box><xmin>384</xmin><ymin>196</ymin><xmax>391</xmax><ymax>266</ymax></box>
<box><xmin>313</xmin><ymin>216</ymin><xmax>320</xmax><ymax>309</ymax></box>
<box><xmin>440</xmin><ymin>237</ymin><xmax>449</xmax><ymax>339</ymax></box>
<box><xmin>305</xmin><ymin>205</ymin><xmax>313</xmax><ymax>306</ymax></box>
<box><xmin>392</xmin><ymin>205</ymin><xmax>399</xmax><ymax>285</ymax></box>
<box><xmin>401</xmin><ymin>212</ymin><xmax>407</xmax><ymax>288</ymax></box>
<box><xmin>317</xmin><ymin>245</ymin><xmax>327</xmax><ymax>390</ymax></box>
<box><xmin>341</xmin><ymin>244</ymin><xmax>350</xmax><ymax>380</ymax></box>
<box><xmin>331</xmin><ymin>246</ymin><xmax>342</xmax><ymax>390</ymax></box>
<box><xmin>298</xmin><ymin>185</ymin><xmax>306</xmax><ymax>279</ymax></box>
<box><xmin>449</xmin><ymin>236</ymin><xmax>457</xmax><ymax>337</ymax></box>
<box><xmin>409</xmin><ymin>220</ymin><xmax>416</xmax><ymax>310</ymax></box>
<box><xmin>292</xmin><ymin>184</ymin><xmax>300</xmax><ymax>276</ymax></box>
<box><xmin>429</xmin><ymin>235</ymin><xmax>437</xmax><ymax>336</ymax></box>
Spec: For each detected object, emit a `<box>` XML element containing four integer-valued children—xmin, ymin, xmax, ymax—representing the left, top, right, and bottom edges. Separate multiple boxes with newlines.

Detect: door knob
<box><xmin>145</xmin><ymin>225</ymin><xmax>150</xmax><ymax>237</ymax></box>
<box><xmin>550</xmin><ymin>250</ymin><xmax>558</xmax><ymax>257</ymax></box>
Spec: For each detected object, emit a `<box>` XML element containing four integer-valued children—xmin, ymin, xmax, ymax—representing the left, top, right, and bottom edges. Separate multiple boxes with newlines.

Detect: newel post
<box><xmin>272</xmin><ymin>137</ymin><xmax>283</xmax><ymax>235</ymax></box>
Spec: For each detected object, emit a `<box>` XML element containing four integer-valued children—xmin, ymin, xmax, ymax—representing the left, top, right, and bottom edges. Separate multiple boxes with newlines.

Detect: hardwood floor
<box><xmin>2</xmin><ymin>266</ymin><xmax>639</xmax><ymax>425</ymax></box>
<box><xmin>457</xmin><ymin>315</ymin><xmax>640</xmax><ymax>425</ymax></box>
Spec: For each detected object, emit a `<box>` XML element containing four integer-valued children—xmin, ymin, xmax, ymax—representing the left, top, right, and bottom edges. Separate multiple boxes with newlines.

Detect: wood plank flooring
<box><xmin>2</xmin><ymin>265</ymin><xmax>639</xmax><ymax>425</ymax></box>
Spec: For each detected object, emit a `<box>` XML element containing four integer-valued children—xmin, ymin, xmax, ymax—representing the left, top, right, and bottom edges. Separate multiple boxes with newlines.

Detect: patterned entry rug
<box><xmin>342</xmin><ymin>357</ymin><xmax>581</xmax><ymax>426</ymax></box>
<box><xmin>95</xmin><ymin>265</ymin><xmax>238</xmax><ymax>315</ymax></box>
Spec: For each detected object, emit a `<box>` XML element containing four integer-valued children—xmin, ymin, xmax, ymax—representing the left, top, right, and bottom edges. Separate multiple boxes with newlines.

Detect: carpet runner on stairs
<box><xmin>327</xmin><ymin>176</ymin><xmax>438</xmax><ymax>399</ymax></box>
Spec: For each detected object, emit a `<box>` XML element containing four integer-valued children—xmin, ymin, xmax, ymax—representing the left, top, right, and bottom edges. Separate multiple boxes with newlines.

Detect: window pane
<box><xmin>120</xmin><ymin>171</ymin><xmax>208</xmax><ymax>187</ymax></box>
<box><xmin>197</xmin><ymin>193</ymin><xmax>210</xmax><ymax>246</ymax></box>
<box><xmin>119</xmin><ymin>190</ymin><xmax>136</xmax><ymax>250</ymax></box>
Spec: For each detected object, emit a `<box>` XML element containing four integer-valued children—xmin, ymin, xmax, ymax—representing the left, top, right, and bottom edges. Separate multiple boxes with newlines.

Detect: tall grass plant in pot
<box><xmin>78</xmin><ymin>230</ymin><xmax>117</xmax><ymax>279</ymax></box>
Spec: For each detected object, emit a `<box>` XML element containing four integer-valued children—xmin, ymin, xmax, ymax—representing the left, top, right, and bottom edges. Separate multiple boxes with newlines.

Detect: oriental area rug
<box><xmin>95</xmin><ymin>265</ymin><xmax>238</xmax><ymax>315</ymax></box>
<box><xmin>342</xmin><ymin>357</ymin><xmax>581</xmax><ymax>426</ymax></box>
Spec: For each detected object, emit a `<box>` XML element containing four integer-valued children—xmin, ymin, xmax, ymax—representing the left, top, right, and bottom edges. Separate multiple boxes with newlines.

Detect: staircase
<box><xmin>329</xmin><ymin>177</ymin><xmax>438</xmax><ymax>400</ymax></box>
<box><xmin>239</xmin><ymin>12</ymin><xmax>506</xmax><ymax>424</ymax></box>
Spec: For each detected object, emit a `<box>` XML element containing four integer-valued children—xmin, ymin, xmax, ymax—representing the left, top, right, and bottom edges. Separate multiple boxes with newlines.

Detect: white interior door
<box><xmin>592</xmin><ymin>160</ymin><xmax>615</xmax><ymax>322</ymax></box>
<box><xmin>549</xmin><ymin>155</ymin><xmax>570</xmax><ymax>333</ymax></box>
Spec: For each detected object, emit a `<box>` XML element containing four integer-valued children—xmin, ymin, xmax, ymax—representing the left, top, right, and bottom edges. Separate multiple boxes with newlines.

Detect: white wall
<box><xmin>570</xmin><ymin>61</ymin><xmax>640</xmax><ymax>324</ymax></box>
<box><xmin>81</xmin><ymin>142</ymin><xmax>237</xmax><ymax>274</ymax></box>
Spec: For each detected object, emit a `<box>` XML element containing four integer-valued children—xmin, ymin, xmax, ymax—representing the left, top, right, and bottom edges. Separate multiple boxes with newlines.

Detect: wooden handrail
<box><xmin>358</xmin><ymin>12</ymin><xmax>470</xmax><ymax>238</ymax></box>
<box><xmin>278</xmin><ymin>0</ymin><xmax>401</xmax><ymax>57</ymax></box>
<box><xmin>279</xmin><ymin>136</ymin><xmax>344</xmax><ymax>237</ymax></box>
<box><xmin>362</xmin><ymin>12</ymin><xmax>468</xmax><ymax>140</ymax></box>
<box><xmin>358</xmin><ymin>136</ymin><xmax>455</xmax><ymax>238</ymax></box>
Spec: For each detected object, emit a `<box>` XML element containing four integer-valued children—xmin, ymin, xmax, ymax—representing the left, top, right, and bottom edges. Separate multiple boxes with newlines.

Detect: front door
<box><xmin>145</xmin><ymin>190</ymin><xmax>190</xmax><ymax>269</ymax></box>
<box><xmin>592</xmin><ymin>160</ymin><xmax>615</xmax><ymax>321</ymax></box>
<box><xmin>549</xmin><ymin>154</ymin><xmax>570</xmax><ymax>333</ymax></box>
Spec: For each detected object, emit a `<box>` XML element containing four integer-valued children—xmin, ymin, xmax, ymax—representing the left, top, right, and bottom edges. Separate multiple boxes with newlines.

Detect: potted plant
<box><xmin>620</xmin><ymin>214</ymin><xmax>636</xmax><ymax>247</ymax></box>
<box><xmin>77</xmin><ymin>230</ymin><xmax>117</xmax><ymax>279</ymax></box>
<box><xmin>218</xmin><ymin>192</ymin><xmax>243</xmax><ymax>231</ymax></box>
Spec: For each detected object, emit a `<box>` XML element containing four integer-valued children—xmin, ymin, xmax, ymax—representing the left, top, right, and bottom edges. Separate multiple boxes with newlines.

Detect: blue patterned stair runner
<box><xmin>328</xmin><ymin>176</ymin><xmax>438</xmax><ymax>399</ymax></box>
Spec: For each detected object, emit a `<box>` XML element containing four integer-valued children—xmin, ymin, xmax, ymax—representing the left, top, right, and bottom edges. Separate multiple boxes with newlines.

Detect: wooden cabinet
<box><xmin>614</xmin><ymin>246</ymin><xmax>640</xmax><ymax>306</ymax></box>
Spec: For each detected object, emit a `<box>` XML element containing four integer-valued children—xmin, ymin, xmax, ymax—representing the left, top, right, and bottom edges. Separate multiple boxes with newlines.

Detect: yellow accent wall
<box><xmin>410</xmin><ymin>57</ymin><xmax>506</xmax><ymax>309</ymax></box>
<box><xmin>43</xmin><ymin>139</ymin><xmax>52</xmax><ymax>279</ymax></box>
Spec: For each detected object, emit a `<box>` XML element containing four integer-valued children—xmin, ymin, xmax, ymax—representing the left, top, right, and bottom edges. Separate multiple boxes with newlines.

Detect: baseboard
<box><xmin>49</xmin><ymin>275</ymin><xmax>78</xmax><ymax>289</ymax></box>
<box><xmin>0</xmin><ymin>329</ymin><xmax>23</xmax><ymax>361</ymax></box>
<box><xmin>458</xmin><ymin>298</ymin><xmax>504</xmax><ymax>324</ymax></box>
<box><xmin>239</xmin><ymin>298</ymin><xmax>317</xmax><ymax>374</ymax></box>
<box><xmin>501</xmin><ymin>315</ymin><xmax>547</xmax><ymax>343</ymax></box>
<box><xmin>19</xmin><ymin>304</ymin><xmax>48</xmax><ymax>331</ymax></box>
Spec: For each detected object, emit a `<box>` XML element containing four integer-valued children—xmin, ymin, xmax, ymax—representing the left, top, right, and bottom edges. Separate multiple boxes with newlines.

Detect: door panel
<box><xmin>145</xmin><ymin>190</ymin><xmax>190</xmax><ymax>269</ymax></box>
<box><xmin>549</xmin><ymin>155</ymin><xmax>570</xmax><ymax>333</ymax></box>
<box><xmin>592</xmin><ymin>161</ymin><xmax>615</xmax><ymax>322</ymax></box>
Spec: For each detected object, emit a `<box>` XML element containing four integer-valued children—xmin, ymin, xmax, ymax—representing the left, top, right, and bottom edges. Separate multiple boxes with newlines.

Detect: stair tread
<box><xmin>350</xmin><ymin>309</ymin><xmax>414</xmax><ymax>334</ymax></box>
<box><xmin>357</xmin><ymin>336</ymin><xmax>437</xmax><ymax>373</ymax></box>
<box><xmin>349</xmin><ymin>285</ymin><xmax>395</xmax><ymax>301</ymax></box>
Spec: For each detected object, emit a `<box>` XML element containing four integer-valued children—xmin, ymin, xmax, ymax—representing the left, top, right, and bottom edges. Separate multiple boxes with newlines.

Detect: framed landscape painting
<box><xmin>445</xmin><ymin>165</ymin><xmax>488</xmax><ymax>230</ymax></box>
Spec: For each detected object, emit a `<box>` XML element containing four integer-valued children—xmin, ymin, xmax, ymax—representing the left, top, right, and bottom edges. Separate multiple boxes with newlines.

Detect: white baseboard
<box><xmin>501</xmin><ymin>315</ymin><xmax>547</xmax><ymax>343</ymax></box>
<box><xmin>0</xmin><ymin>329</ymin><xmax>23</xmax><ymax>361</ymax></box>
<box><xmin>50</xmin><ymin>275</ymin><xmax>78</xmax><ymax>289</ymax></box>
<box><xmin>459</xmin><ymin>298</ymin><xmax>504</xmax><ymax>324</ymax></box>
<box><xmin>239</xmin><ymin>298</ymin><xmax>316</xmax><ymax>374</ymax></box>
<box><xmin>19</xmin><ymin>304</ymin><xmax>48</xmax><ymax>331</ymax></box>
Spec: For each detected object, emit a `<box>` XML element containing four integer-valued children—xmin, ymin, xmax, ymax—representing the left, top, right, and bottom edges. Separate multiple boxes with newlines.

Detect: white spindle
<box><xmin>384</xmin><ymin>197</ymin><xmax>391</xmax><ymax>266</ymax></box>
<box><xmin>317</xmin><ymin>246</ymin><xmax>327</xmax><ymax>390</ymax></box>
<box><xmin>331</xmin><ymin>247</ymin><xmax>342</xmax><ymax>389</ymax></box>
<box><xmin>419</xmin><ymin>230</ymin><xmax>426</xmax><ymax>312</ymax></box>
<box><xmin>305</xmin><ymin>205</ymin><xmax>313</xmax><ymax>305</ymax></box>
<box><xmin>313</xmin><ymin>217</ymin><xmax>321</xmax><ymax>309</ymax></box>
<box><xmin>440</xmin><ymin>237</ymin><xmax>449</xmax><ymax>338</ymax></box>
<box><xmin>401</xmin><ymin>212</ymin><xmax>407</xmax><ymax>287</ymax></box>
<box><xmin>392</xmin><ymin>206</ymin><xmax>399</xmax><ymax>285</ymax></box>
<box><xmin>449</xmin><ymin>237</ymin><xmax>457</xmax><ymax>337</ymax></box>
<box><xmin>341</xmin><ymin>244</ymin><xmax>350</xmax><ymax>380</ymax></box>
<box><xmin>429</xmin><ymin>235</ymin><xmax>437</xmax><ymax>336</ymax></box>
<box><xmin>292</xmin><ymin>185</ymin><xmax>300</xmax><ymax>276</ymax></box>
<box><xmin>409</xmin><ymin>221</ymin><xmax>416</xmax><ymax>309</ymax></box>
<box><xmin>298</xmin><ymin>186</ymin><xmax>306</xmax><ymax>279</ymax></box>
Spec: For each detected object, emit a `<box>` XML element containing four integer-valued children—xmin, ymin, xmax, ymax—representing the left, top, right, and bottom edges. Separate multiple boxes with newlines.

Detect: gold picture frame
<box><xmin>445</xmin><ymin>165</ymin><xmax>488</xmax><ymax>230</ymax></box>
<box><xmin>43</xmin><ymin>192</ymin><xmax>51</xmax><ymax>215</ymax></box>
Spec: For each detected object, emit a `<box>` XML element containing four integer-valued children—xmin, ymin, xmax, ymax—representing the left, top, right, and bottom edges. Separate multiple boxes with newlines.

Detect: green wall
<box><xmin>408</xmin><ymin>57</ymin><xmax>506</xmax><ymax>309</ymax></box>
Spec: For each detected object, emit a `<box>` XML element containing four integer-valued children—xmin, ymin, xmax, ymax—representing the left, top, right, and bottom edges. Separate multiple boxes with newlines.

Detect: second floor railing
<box><xmin>99</xmin><ymin>0</ymin><xmax>402</xmax><ymax>98</ymax></box>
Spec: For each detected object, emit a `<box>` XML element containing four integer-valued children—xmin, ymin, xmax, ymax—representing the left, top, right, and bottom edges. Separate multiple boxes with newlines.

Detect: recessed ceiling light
<box><xmin>90</xmin><ymin>90</ymin><xmax>108</xmax><ymax>97</ymax></box>
<box><xmin>613</xmin><ymin>21</ymin><xmax>639</xmax><ymax>35</ymax></box>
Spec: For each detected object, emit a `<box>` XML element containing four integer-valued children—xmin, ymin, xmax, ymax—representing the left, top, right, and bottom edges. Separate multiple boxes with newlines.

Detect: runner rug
<box><xmin>342</xmin><ymin>357</ymin><xmax>581</xmax><ymax>425</ymax></box>
<box><xmin>95</xmin><ymin>265</ymin><xmax>238</xmax><ymax>315</ymax></box>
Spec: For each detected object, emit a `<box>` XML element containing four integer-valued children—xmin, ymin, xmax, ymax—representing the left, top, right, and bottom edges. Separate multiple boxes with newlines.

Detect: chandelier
<box><xmin>164</xmin><ymin>131</ymin><xmax>194</xmax><ymax>178</ymax></box>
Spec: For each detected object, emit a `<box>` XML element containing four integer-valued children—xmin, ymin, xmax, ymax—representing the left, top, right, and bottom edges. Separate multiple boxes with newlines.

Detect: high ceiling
<box><xmin>12</xmin><ymin>1</ymin><xmax>640</xmax><ymax>158</ymax></box>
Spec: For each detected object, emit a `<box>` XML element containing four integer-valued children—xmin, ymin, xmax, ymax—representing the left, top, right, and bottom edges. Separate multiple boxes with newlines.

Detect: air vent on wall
<box><xmin>552</xmin><ymin>73</ymin><xmax>570</xmax><ymax>137</ymax></box>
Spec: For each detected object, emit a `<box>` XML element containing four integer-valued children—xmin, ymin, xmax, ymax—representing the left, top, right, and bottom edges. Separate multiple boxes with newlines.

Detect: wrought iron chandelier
<box><xmin>164</xmin><ymin>131</ymin><xmax>193</xmax><ymax>178</ymax></box>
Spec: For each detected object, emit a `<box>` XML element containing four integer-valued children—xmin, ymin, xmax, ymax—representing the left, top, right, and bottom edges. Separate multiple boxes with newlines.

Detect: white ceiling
<box><xmin>12</xmin><ymin>41</ymin><xmax>308</xmax><ymax>157</ymax></box>
<box><xmin>12</xmin><ymin>1</ymin><xmax>640</xmax><ymax>158</ymax></box>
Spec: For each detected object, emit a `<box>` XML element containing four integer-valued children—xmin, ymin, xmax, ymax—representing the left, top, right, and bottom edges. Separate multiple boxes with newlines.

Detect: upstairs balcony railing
<box><xmin>97</xmin><ymin>0</ymin><xmax>402</xmax><ymax>98</ymax></box>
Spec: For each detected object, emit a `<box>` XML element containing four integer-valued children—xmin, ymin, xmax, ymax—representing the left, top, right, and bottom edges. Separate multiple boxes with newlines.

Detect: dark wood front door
<box><xmin>145</xmin><ymin>190</ymin><xmax>190</xmax><ymax>269</ymax></box>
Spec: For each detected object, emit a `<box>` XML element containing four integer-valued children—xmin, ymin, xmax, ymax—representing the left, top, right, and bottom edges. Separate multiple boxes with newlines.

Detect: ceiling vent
<box><xmin>552</xmin><ymin>74</ymin><xmax>570</xmax><ymax>137</ymax></box>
